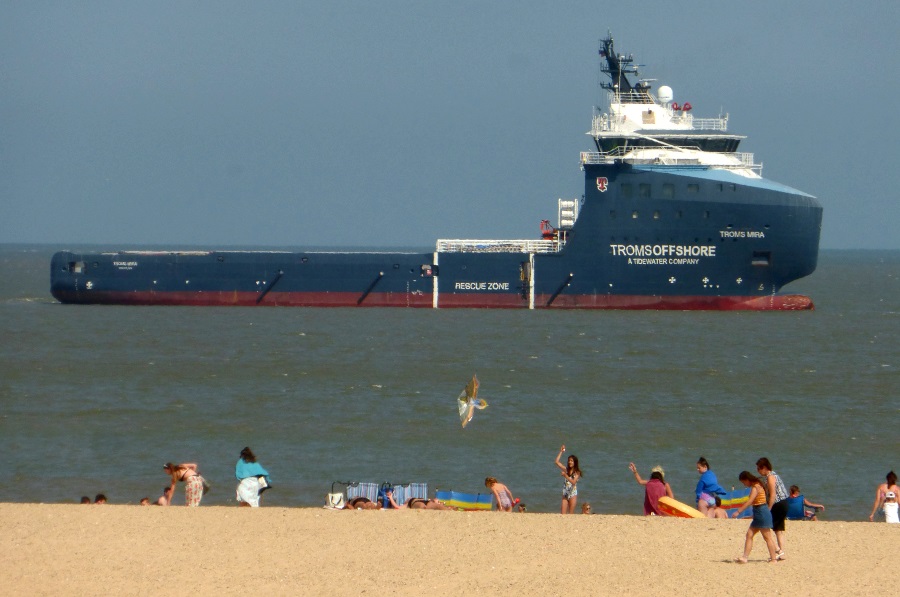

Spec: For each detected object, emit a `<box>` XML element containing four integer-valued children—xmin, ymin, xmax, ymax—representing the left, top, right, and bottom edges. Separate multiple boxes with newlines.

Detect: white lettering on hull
<box><xmin>454</xmin><ymin>282</ymin><xmax>511</xmax><ymax>291</ymax></box>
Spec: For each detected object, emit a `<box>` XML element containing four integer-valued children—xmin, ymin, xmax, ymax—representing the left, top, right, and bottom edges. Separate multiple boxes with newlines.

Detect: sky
<box><xmin>2</xmin><ymin>1</ymin><xmax>898</xmax><ymax>250</ymax></box>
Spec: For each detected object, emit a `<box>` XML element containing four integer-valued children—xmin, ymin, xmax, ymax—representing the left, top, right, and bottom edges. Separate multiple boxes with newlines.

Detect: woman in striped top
<box><xmin>730</xmin><ymin>471</ymin><xmax>779</xmax><ymax>564</ymax></box>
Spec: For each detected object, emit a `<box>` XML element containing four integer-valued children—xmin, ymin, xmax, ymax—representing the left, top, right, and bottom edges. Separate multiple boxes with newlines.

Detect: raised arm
<box><xmin>628</xmin><ymin>462</ymin><xmax>648</xmax><ymax>486</ymax></box>
<box><xmin>555</xmin><ymin>446</ymin><xmax>567</xmax><ymax>472</ymax></box>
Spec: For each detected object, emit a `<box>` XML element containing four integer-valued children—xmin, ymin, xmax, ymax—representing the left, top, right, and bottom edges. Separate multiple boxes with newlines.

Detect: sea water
<box><xmin>0</xmin><ymin>246</ymin><xmax>897</xmax><ymax>520</ymax></box>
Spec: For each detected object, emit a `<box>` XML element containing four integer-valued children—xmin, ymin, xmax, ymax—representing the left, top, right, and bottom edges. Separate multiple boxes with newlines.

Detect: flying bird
<box><xmin>457</xmin><ymin>374</ymin><xmax>487</xmax><ymax>428</ymax></box>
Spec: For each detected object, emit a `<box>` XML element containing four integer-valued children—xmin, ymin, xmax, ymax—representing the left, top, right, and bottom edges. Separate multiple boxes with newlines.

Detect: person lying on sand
<box><xmin>405</xmin><ymin>497</ymin><xmax>453</xmax><ymax>510</ymax></box>
<box><xmin>344</xmin><ymin>497</ymin><xmax>382</xmax><ymax>510</ymax></box>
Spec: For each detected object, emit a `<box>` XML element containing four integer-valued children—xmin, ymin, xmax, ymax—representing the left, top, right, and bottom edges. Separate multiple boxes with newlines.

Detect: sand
<box><xmin>1</xmin><ymin>503</ymin><xmax>894</xmax><ymax>596</ymax></box>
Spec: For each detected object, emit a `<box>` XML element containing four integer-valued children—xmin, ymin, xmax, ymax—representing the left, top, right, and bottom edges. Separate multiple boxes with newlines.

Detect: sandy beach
<box><xmin>1</xmin><ymin>503</ymin><xmax>894</xmax><ymax>596</ymax></box>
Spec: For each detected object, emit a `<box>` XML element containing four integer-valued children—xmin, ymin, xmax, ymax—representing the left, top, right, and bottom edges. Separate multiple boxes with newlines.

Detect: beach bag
<box><xmin>377</xmin><ymin>482</ymin><xmax>394</xmax><ymax>509</ymax></box>
<box><xmin>325</xmin><ymin>492</ymin><xmax>345</xmax><ymax>509</ymax></box>
<box><xmin>258</xmin><ymin>476</ymin><xmax>271</xmax><ymax>494</ymax></box>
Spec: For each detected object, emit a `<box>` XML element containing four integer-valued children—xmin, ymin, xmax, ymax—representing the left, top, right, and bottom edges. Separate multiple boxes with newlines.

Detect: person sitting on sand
<box><xmin>94</xmin><ymin>494</ymin><xmax>107</xmax><ymax>504</ymax></box>
<box><xmin>344</xmin><ymin>497</ymin><xmax>382</xmax><ymax>510</ymax></box>
<box><xmin>164</xmin><ymin>462</ymin><xmax>207</xmax><ymax>507</ymax></box>
<box><xmin>156</xmin><ymin>486</ymin><xmax>173</xmax><ymax>506</ymax></box>
<box><xmin>139</xmin><ymin>497</ymin><xmax>150</xmax><ymax>506</ymax></box>
<box><xmin>580</xmin><ymin>502</ymin><xmax>591</xmax><ymax>514</ymax></box>
<box><xmin>629</xmin><ymin>463</ymin><xmax>673</xmax><ymax>516</ymax></box>
<box><xmin>869</xmin><ymin>471</ymin><xmax>899</xmax><ymax>522</ymax></box>
<box><xmin>80</xmin><ymin>496</ymin><xmax>91</xmax><ymax>504</ymax></box>
<box><xmin>706</xmin><ymin>496</ymin><xmax>729</xmax><ymax>519</ymax></box>
<box><xmin>485</xmin><ymin>477</ymin><xmax>515</xmax><ymax>512</ymax></box>
<box><xmin>695</xmin><ymin>456</ymin><xmax>726</xmax><ymax>515</ymax></box>
<box><xmin>786</xmin><ymin>485</ymin><xmax>824</xmax><ymax>521</ymax></box>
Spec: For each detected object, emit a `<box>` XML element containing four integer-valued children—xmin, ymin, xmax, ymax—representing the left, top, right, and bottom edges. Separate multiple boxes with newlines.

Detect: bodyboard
<box><xmin>658</xmin><ymin>496</ymin><xmax>705</xmax><ymax>518</ymax></box>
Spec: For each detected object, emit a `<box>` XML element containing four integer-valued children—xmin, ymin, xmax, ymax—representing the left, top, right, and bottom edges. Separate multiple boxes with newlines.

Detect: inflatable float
<box><xmin>658</xmin><ymin>496</ymin><xmax>705</xmax><ymax>518</ymax></box>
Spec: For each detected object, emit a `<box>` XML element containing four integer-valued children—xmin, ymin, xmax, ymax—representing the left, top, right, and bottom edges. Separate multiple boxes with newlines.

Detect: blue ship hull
<box><xmin>51</xmin><ymin>162</ymin><xmax>822</xmax><ymax>310</ymax></box>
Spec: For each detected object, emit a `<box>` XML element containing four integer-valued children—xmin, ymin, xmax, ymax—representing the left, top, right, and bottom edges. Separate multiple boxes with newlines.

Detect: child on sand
<box><xmin>706</xmin><ymin>496</ymin><xmax>729</xmax><ymax>519</ymax></box>
<box><xmin>485</xmin><ymin>477</ymin><xmax>515</xmax><ymax>512</ymax></box>
<box><xmin>786</xmin><ymin>485</ymin><xmax>824</xmax><ymax>521</ymax></box>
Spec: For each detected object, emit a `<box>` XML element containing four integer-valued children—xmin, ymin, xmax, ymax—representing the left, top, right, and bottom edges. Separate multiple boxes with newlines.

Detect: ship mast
<box><xmin>599</xmin><ymin>33</ymin><xmax>652</xmax><ymax>103</ymax></box>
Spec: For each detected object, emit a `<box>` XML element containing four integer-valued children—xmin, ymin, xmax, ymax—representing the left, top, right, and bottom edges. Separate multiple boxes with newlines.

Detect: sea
<box><xmin>1</xmin><ymin>245</ymin><xmax>897</xmax><ymax>521</ymax></box>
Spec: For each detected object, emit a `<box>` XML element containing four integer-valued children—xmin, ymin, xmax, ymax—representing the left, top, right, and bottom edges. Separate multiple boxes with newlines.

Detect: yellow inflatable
<box><xmin>658</xmin><ymin>496</ymin><xmax>705</xmax><ymax>518</ymax></box>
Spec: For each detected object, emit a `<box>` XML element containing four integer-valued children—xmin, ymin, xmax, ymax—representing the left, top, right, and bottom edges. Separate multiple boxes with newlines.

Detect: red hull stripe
<box><xmin>53</xmin><ymin>290</ymin><xmax>814</xmax><ymax>310</ymax></box>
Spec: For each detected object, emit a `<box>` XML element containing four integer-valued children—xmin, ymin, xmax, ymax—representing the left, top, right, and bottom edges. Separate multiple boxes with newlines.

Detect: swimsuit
<box><xmin>497</xmin><ymin>490</ymin><xmax>512</xmax><ymax>509</ymax></box>
<box><xmin>563</xmin><ymin>478</ymin><xmax>578</xmax><ymax>499</ymax></box>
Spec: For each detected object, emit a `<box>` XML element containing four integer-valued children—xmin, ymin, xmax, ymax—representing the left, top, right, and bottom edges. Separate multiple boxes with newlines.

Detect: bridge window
<box><xmin>639</xmin><ymin>184</ymin><xmax>651</xmax><ymax>198</ymax></box>
<box><xmin>687</xmin><ymin>184</ymin><xmax>699</xmax><ymax>193</ymax></box>
<box><xmin>662</xmin><ymin>184</ymin><xmax>674</xmax><ymax>198</ymax></box>
<box><xmin>620</xmin><ymin>184</ymin><xmax>633</xmax><ymax>198</ymax></box>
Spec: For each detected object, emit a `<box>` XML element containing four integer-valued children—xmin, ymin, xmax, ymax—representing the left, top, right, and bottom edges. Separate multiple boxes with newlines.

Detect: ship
<box><xmin>51</xmin><ymin>34</ymin><xmax>822</xmax><ymax>310</ymax></box>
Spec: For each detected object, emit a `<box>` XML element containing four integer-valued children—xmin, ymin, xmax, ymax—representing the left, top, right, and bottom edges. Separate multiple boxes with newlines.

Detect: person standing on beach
<box><xmin>731</xmin><ymin>471</ymin><xmax>779</xmax><ymax>564</ymax></box>
<box><xmin>485</xmin><ymin>477</ymin><xmax>515</xmax><ymax>512</ymax></box>
<box><xmin>695</xmin><ymin>457</ymin><xmax>726</xmax><ymax>515</ymax></box>
<box><xmin>868</xmin><ymin>471</ymin><xmax>899</xmax><ymax>521</ymax></box>
<box><xmin>555</xmin><ymin>445</ymin><xmax>582</xmax><ymax>514</ymax></box>
<box><xmin>235</xmin><ymin>447</ymin><xmax>271</xmax><ymax>507</ymax></box>
<box><xmin>756</xmin><ymin>457</ymin><xmax>789</xmax><ymax>560</ymax></box>
<box><xmin>164</xmin><ymin>462</ymin><xmax>206</xmax><ymax>507</ymax></box>
<box><xmin>628</xmin><ymin>463</ymin><xmax>673</xmax><ymax>516</ymax></box>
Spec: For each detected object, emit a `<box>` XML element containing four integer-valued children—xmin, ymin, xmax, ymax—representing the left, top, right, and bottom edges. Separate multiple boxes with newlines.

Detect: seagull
<box><xmin>457</xmin><ymin>374</ymin><xmax>487</xmax><ymax>428</ymax></box>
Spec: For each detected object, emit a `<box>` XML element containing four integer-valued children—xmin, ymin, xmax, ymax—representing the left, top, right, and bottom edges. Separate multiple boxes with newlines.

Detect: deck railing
<box><xmin>436</xmin><ymin>239</ymin><xmax>563</xmax><ymax>254</ymax></box>
<box><xmin>579</xmin><ymin>150</ymin><xmax>762</xmax><ymax>175</ymax></box>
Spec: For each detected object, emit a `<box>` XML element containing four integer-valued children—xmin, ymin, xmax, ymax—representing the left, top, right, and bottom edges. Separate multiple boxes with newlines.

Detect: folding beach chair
<box><xmin>785</xmin><ymin>495</ymin><xmax>821</xmax><ymax>520</ymax></box>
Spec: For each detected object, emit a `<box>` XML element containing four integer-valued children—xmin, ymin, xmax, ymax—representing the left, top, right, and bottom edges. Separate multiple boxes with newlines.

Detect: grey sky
<box><xmin>2</xmin><ymin>1</ymin><xmax>897</xmax><ymax>249</ymax></box>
